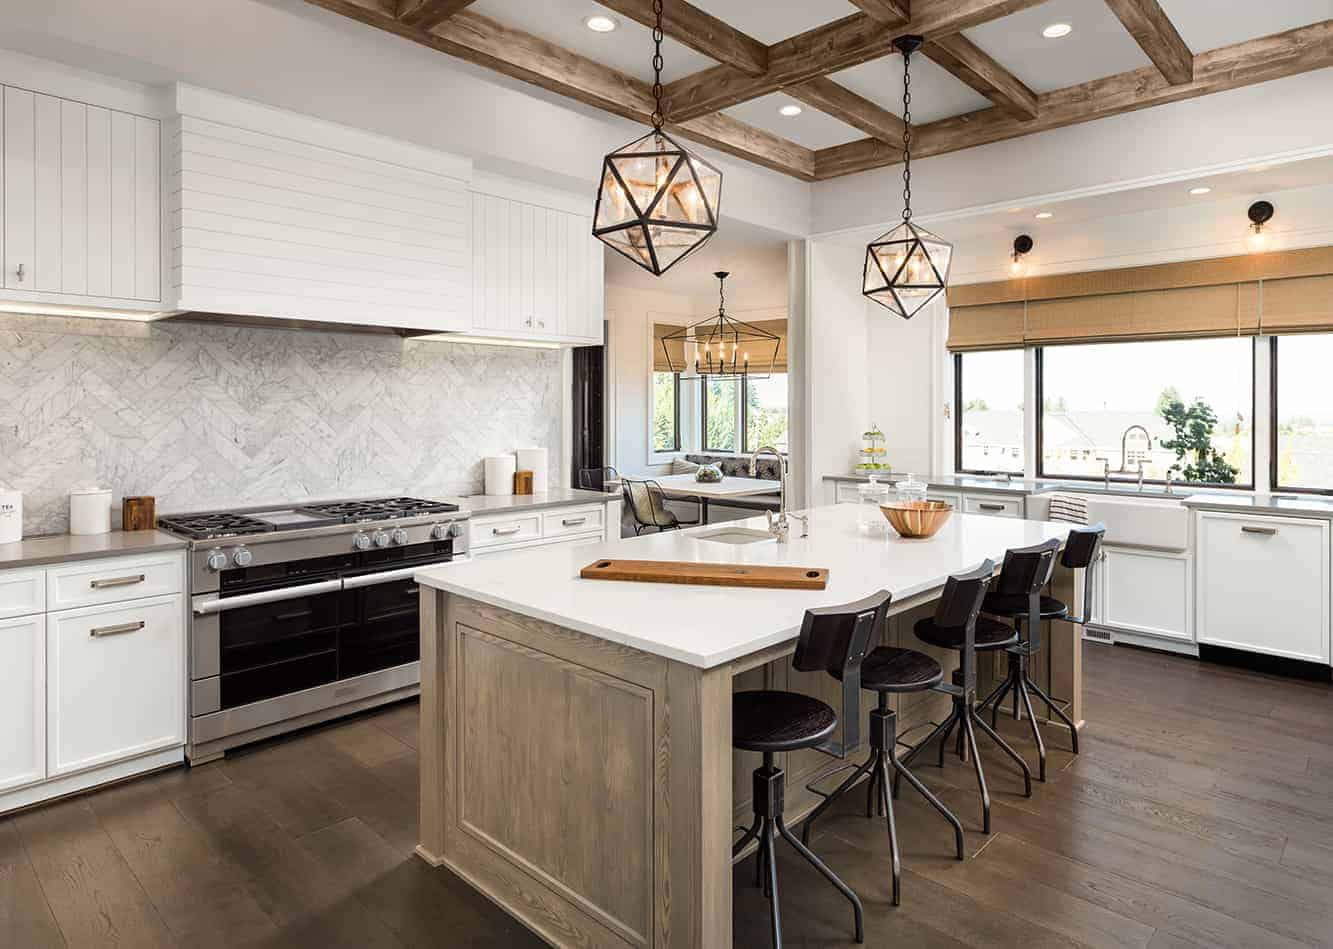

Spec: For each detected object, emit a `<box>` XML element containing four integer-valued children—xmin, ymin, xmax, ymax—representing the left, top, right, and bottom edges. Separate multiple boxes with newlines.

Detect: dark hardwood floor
<box><xmin>4</xmin><ymin>643</ymin><xmax>1333</xmax><ymax>948</ymax></box>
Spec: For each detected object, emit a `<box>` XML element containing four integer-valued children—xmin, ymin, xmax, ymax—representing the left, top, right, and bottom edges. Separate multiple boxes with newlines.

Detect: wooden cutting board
<box><xmin>580</xmin><ymin>558</ymin><xmax>829</xmax><ymax>590</ymax></box>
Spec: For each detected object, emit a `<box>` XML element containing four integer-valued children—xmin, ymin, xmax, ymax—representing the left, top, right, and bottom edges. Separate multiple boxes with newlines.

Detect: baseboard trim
<box><xmin>1198</xmin><ymin>644</ymin><xmax>1332</xmax><ymax>683</ymax></box>
<box><xmin>0</xmin><ymin>746</ymin><xmax>184</xmax><ymax>816</ymax></box>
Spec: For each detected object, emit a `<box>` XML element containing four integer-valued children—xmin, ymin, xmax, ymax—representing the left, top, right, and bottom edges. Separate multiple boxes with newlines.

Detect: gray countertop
<box><xmin>458</xmin><ymin>488</ymin><xmax>619</xmax><ymax>516</ymax></box>
<box><xmin>1182</xmin><ymin>493</ymin><xmax>1333</xmax><ymax>519</ymax></box>
<box><xmin>824</xmin><ymin>472</ymin><xmax>1263</xmax><ymax>501</ymax></box>
<box><xmin>0</xmin><ymin>529</ymin><xmax>189</xmax><ymax>570</ymax></box>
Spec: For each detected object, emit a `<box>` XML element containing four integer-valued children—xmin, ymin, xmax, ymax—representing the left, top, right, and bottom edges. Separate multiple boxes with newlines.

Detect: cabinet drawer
<box><xmin>835</xmin><ymin>483</ymin><xmax>860</xmax><ymax>504</ymax></box>
<box><xmin>0</xmin><ymin>567</ymin><xmax>45</xmax><ymax>619</ymax></box>
<box><xmin>1196</xmin><ymin>513</ymin><xmax>1329</xmax><ymax>663</ymax></box>
<box><xmin>542</xmin><ymin>506</ymin><xmax>604</xmax><ymax>539</ymax></box>
<box><xmin>963</xmin><ymin>495</ymin><xmax>1022</xmax><ymax>518</ymax></box>
<box><xmin>46</xmin><ymin>552</ymin><xmax>183</xmax><ymax>611</ymax></box>
<box><xmin>470</xmin><ymin>513</ymin><xmax>542</xmax><ymax>549</ymax></box>
<box><xmin>928</xmin><ymin>491</ymin><xmax>962</xmax><ymax>509</ymax></box>
<box><xmin>47</xmin><ymin>593</ymin><xmax>185</xmax><ymax>776</ymax></box>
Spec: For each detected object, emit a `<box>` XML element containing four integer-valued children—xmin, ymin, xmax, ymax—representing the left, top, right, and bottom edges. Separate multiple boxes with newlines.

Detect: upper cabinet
<box><xmin>470</xmin><ymin>175</ymin><xmax>604</xmax><ymax>345</ymax></box>
<box><xmin>1</xmin><ymin>85</ymin><xmax>161</xmax><ymax>308</ymax></box>
<box><xmin>168</xmin><ymin>85</ymin><xmax>472</xmax><ymax>334</ymax></box>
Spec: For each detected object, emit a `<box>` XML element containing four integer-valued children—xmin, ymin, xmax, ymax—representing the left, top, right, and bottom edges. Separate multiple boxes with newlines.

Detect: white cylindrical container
<box><xmin>515</xmin><ymin>447</ymin><xmax>548</xmax><ymax>493</ymax></box>
<box><xmin>0</xmin><ymin>487</ymin><xmax>22</xmax><ymax>544</ymax></box>
<box><xmin>69</xmin><ymin>484</ymin><xmax>113</xmax><ymax>535</ymax></box>
<box><xmin>483</xmin><ymin>455</ymin><xmax>517</xmax><ymax>496</ymax></box>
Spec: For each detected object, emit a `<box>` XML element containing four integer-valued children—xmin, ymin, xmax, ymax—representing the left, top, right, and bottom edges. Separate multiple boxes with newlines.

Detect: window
<box><xmin>1273</xmin><ymin>334</ymin><xmax>1333</xmax><ymax>492</ymax></box>
<box><xmin>955</xmin><ymin>349</ymin><xmax>1025</xmax><ymax>475</ymax></box>
<box><xmin>702</xmin><ymin>377</ymin><xmax>738</xmax><ymax>451</ymax></box>
<box><xmin>1038</xmin><ymin>337</ymin><xmax>1253</xmax><ymax>486</ymax></box>
<box><xmin>745</xmin><ymin>373</ymin><xmax>789</xmax><ymax>453</ymax></box>
<box><xmin>651</xmin><ymin>371</ymin><xmax>680</xmax><ymax>453</ymax></box>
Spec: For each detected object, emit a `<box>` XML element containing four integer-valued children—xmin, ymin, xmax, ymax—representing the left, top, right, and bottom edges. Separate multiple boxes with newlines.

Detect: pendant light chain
<box><xmin>900</xmin><ymin>45</ymin><xmax>913</xmax><ymax>222</ymax></box>
<box><xmin>651</xmin><ymin>0</ymin><xmax>666</xmax><ymax>131</ymax></box>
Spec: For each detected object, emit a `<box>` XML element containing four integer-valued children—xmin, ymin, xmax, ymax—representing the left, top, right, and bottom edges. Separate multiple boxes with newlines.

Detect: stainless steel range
<box><xmin>157</xmin><ymin>496</ymin><xmax>469</xmax><ymax>763</ymax></box>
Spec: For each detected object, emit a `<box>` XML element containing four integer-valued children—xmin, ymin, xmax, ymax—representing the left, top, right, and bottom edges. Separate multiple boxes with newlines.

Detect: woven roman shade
<box><xmin>946</xmin><ymin>301</ymin><xmax>1025</xmax><ymax>351</ymax></box>
<box><xmin>1257</xmin><ymin>274</ymin><xmax>1333</xmax><ymax>334</ymax></box>
<box><xmin>654</xmin><ymin>319</ymin><xmax>789</xmax><ymax>373</ymax></box>
<box><xmin>652</xmin><ymin>322</ymin><xmax>687</xmax><ymax>373</ymax></box>
<box><xmin>1024</xmin><ymin>283</ymin><xmax>1260</xmax><ymax>345</ymax></box>
<box><xmin>745</xmin><ymin>319</ymin><xmax>789</xmax><ymax>373</ymax></box>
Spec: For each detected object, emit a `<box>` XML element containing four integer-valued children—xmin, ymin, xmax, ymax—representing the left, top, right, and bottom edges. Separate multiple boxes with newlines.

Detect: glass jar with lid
<box><xmin>857</xmin><ymin>476</ymin><xmax>891</xmax><ymax>532</ymax></box>
<box><xmin>896</xmin><ymin>473</ymin><xmax>929</xmax><ymax>505</ymax></box>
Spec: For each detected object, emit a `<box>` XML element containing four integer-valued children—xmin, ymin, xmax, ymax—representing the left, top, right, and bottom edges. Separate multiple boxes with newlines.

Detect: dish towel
<box><xmin>1046</xmin><ymin>493</ymin><xmax>1089</xmax><ymax>525</ymax></box>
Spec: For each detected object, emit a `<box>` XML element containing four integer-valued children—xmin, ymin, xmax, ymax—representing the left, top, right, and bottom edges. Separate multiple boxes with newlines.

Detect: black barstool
<box><xmin>978</xmin><ymin>525</ymin><xmax>1105</xmax><ymax>780</ymax></box>
<box><xmin>798</xmin><ymin>591</ymin><xmax>965</xmax><ymax>906</ymax></box>
<box><xmin>898</xmin><ymin>559</ymin><xmax>1033</xmax><ymax>835</ymax></box>
<box><xmin>732</xmin><ymin>595</ymin><xmax>877</xmax><ymax>948</ymax></box>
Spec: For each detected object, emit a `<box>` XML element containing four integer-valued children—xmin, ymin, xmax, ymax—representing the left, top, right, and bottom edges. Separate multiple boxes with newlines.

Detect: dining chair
<box><xmin>622</xmin><ymin>478</ymin><xmax>700</xmax><ymax>534</ymax></box>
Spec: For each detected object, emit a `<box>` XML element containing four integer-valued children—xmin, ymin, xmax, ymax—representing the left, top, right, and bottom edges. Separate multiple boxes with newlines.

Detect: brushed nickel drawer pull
<box><xmin>492</xmin><ymin>525</ymin><xmax>523</xmax><ymax>536</ymax></box>
<box><xmin>90</xmin><ymin>620</ymin><xmax>145</xmax><ymax>638</ymax></box>
<box><xmin>90</xmin><ymin>573</ymin><xmax>146</xmax><ymax>589</ymax></box>
<box><xmin>1241</xmin><ymin>525</ymin><xmax>1277</xmax><ymax>536</ymax></box>
<box><xmin>561</xmin><ymin>517</ymin><xmax>588</xmax><ymax>527</ymax></box>
<box><xmin>978</xmin><ymin>503</ymin><xmax>1006</xmax><ymax>512</ymax></box>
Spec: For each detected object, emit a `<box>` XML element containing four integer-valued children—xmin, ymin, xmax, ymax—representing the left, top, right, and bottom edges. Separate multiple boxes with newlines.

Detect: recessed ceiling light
<box><xmin>1188</xmin><ymin>186</ymin><xmax>1212</xmax><ymax>195</ymax></box>
<box><xmin>583</xmin><ymin>14</ymin><xmax>618</xmax><ymax>32</ymax></box>
<box><xmin>1034</xmin><ymin>211</ymin><xmax>1054</xmax><ymax>220</ymax></box>
<box><xmin>1042</xmin><ymin>22</ymin><xmax>1073</xmax><ymax>39</ymax></box>
<box><xmin>778</xmin><ymin>104</ymin><xmax>803</xmax><ymax>117</ymax></box>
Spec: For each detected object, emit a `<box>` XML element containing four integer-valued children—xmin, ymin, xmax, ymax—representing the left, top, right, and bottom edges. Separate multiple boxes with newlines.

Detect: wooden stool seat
<box><xmin>836</xmin><ymin>646</ymin><xmax>943</xmax><ymax>693</ymax></box>
<box><xmin>733</xmin><ymin>691</ymin><xmax>837</xmax><ymax>753</ymax></box>
<box><xmin>913</xmin><ymin>615</ymin><xmax>1017</xmax><ymax>652</ymax></box>
<box><xmin>982</xmin><ymin>592</ymin><xmax>1069</xmax><ymax>620</ymax></box>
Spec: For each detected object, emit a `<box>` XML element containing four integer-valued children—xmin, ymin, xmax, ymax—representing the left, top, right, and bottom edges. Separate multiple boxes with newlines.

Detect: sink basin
<box><xmin>1034</xmin><ymin>493</ymin><xmax>1189</xmax><ymax>550</ymax></box>
<box><xmin>696</xmin><ymin>527</ymin><xmax>776</xmax><ymax>546</ymax></box>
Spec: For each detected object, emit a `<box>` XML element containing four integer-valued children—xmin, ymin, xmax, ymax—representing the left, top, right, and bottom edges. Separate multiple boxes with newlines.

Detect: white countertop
<box><xmin>417</xmin><ymin>503</ymin><xmax>1070</xmax><ymax>669</ymax></box>
<box><xmin>635</xmin><ymin>473</ymin><xmax>782</xmax><ymax>498</ymax></box>
<box><xmin>458</xmin><ymin>488</ymin><xmax>618</xmax><ymax>515</ymax></box>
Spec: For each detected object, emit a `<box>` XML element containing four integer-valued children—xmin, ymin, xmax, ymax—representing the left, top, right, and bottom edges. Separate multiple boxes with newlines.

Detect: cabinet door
<box><xmin>0</xmin><ymin>614</ymin><xmax>45</xmax><ymax>792</ymax></box>
<box><xmin>3</xmin><ymin>86</ymin><xmax>36</xmax><ymax>290</ymax></box>
<box><xmin>1102</xmin><ymin>547</ymin><xmax>1192</xmax><ymax>642</ymax></box>
<box><xmin>1196</xmin><ymin>513</ymin><xmax>1329</xmax><ymax>662</ymax></box>
<box><xmin>47</xmin><ymin>593</ymin><xmax>185</xmax><ymax>777</ymax></box>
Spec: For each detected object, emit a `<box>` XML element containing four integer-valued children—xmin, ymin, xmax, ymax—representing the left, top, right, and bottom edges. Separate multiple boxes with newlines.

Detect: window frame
<box><xmin>1034</xmin><ymin>339</ymin><xmax>1257</xmax><ymax>490</ymax></box>
<box><xmin>650</xmin><ymin>370</ymin><xmax>682</xmax><ymax>455</ymax></box>
<box><xmin>1269</xmin><ymin>335</ymin><xmax>1333</xmax><ymax>496</ymax></box>
<box><xmin>742</xmin><ymin>372</ymin><xmax>790</xmax><ymax>455</ymax></box>
<box><xmin>701</xmin><ymin>376</ymin><xmax>743</xmax><ymax>453</ymax></box>
<box><xmin>953</xmin><ymin>350</ymin><xmax>1026</xmax><ymax>477</ymax></box>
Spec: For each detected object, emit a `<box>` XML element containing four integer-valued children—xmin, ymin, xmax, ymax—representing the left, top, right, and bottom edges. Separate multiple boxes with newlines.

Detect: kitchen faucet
<box><xmin>1116</xmin><ymin>425</ymin><xmax>1153</xmax><ymax>492</ymax></box>
<box><xmin>750</xmin><ymin>446</ymin><xmax>807</xmax><ymax>542</ymax></box>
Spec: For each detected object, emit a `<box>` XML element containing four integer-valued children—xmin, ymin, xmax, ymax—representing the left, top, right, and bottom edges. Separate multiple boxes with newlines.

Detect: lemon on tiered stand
<box><xmin>854</xmin><ymin>425</ymin><xmax>891</xmax><ymax>476</ymax></box>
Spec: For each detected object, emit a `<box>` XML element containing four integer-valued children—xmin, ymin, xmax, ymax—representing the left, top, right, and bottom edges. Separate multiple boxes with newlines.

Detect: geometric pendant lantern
<box><xmin>863</xmin><ymin>34</ymin><xmax>952</xmax><ymax>318</ymax></box>
<box><xmin>660</xmin><ymin>271</ymin><xmax>779</xmax><ymax>379</ymax></box>
<box><xmin>593</xmin><ymin>129</ymin><xmax>722</xmax><ymax>276</ymax></box>
<box><xmin>592</xmin><ymin>0</ymin><xmax>722</xmax><ymax>276</ymax></box>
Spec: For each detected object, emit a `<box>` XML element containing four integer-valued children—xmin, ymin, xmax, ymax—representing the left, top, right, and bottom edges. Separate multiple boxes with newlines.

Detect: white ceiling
<box><xmin>690</xmin><ymin>0</ymin><xmax>859</xmax><ymax>46</ymax></box>
<box><xmin>724</xmin><ymin>92</ymin><xmax>864</xmax><ymax>150</ymax></box>
<box><xmin>1157</xmin><ymin>0</ymin><xmax>1333</xmax><ymax>53</ymax></box>
<box><xmin>831</xmin><ymin>53</ymin><xmax>993</xmax><ymax>125</ymax></box>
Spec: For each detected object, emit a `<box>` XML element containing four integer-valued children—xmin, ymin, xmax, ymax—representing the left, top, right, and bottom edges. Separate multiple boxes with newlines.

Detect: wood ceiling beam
<box><xmin>1103</xmin><ymin>0</ymin><xmax>1194</xmax><ymax>85</ymax></box>
<box><xmin>395</xmin><ymin>0</ymin><xmax>476</xmax><ymax>31</ymax></box>
<box><xmin>814</xmin><ymin>19</ymin><xmax>1333</xmax><ymax>179</ymax></box>
<box><xmin>787</xmin><ymin>77</ymin><xmax>905</xmax><ymax>149</ymax></box>
<box><xmin>664</xmin><ymin>0</ymin><xmax>1050</xmax><ymax>122</ymax></box>
<box><xmin>846</xmin><ymin>0</ymin><xmax>910</xmax><ymax>24</ymax></box>
<box><xmin>302</xmin><ymin>0</ymin><xmax>815</xmax><ymax>179</ymax></box>
<box><xmin>923</xmin><ymin>34</ymin><xmax>1038</xmax><ymax>118</ymax></box>
<box><xmin>592</xmin><ymin>0</ymin><xmax>768</xmax><ymax>76</ymax></box>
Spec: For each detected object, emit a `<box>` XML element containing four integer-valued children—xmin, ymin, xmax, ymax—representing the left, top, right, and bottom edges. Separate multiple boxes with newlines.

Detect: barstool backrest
<box><xmin>993</xmin><ymin>537</ymin><xmax>1062</xmax><ymax>597</ymax></box>
<box><xmin>793</xmin><ymin>590</ymin><xmax>891</xmax><ymax>757</ymax></box>
<box><xmin>1061</xmin><ymin>523</ymin><xmax>1106</xmax><ymax>624</ymax></box>
<box><xmin>934</xmin><ymin>559</ymin><xmax>996</xmax><ymax>695</ymax></box>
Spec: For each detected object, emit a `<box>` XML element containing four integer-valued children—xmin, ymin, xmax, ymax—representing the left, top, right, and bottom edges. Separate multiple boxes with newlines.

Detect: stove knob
<box><xmin>231</xmin><ymin>546</ymin><xmax>253</xmax><ymax>568</ymax></box>
<box><xmin>431</xmin><ymin>522</ymin><xmax>449</xmax><ymax>541</ymax></box>
<box><xmin>448</xmin><ymin>522</ymin><xmax>463</xmax><ymax>539</ymax></box>
<box><xmin>352</xmin><ymin>531</ymin><xmax>372</xmax><ymax>551</ymax></box>
<box><xmin>372</xmin><ymin>530</ymin><xmax>391</xmax><ymax>548</ymax></box>
<box><xmin>205</xmin><ymin>549</ymin><xmax>228</xmax><ymax>572</ymax></box>
<box><xmin>391</xmin><ymin>528</ymin><xmax>409</xmax><ymax>546</ymax></box>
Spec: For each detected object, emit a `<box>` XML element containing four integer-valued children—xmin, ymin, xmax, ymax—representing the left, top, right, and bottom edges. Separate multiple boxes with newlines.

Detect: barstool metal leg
<box><xmin>1026</xmin><ymin>677</ymin><xmax>1080</xmax><ymax>754</ymax></box>
<box><xmin>762</xmin><ymin>822</ymin><xmax>781</xmax><ymax>944</ymax></box>
<box><xmin>1016</xmin><ymin>677</ymin><xmax>1047</xmax><ymax>781</ymax></box>
<box><xmin>971</xmin><ymin>711</ymin><xmax>1034</xmax><ymax>799</ymax></box>
<box><xmin>777</xmin><ymin>817</ymin><xmax>865</xmax><ymax>941</ymax></box>
<box><xmin>960</xmin><ymin>712</ymin><xmax>991</xmax><ymax>834</ymax></box>
<box><xmin>892</xmin><ymin>757</ymin><xmax>965</xmax><ymax>860</ymax></box>
<box><xmin>873</xmin><ymin>757</ymin><xmax>902</xmax><ymax>906</ymax></box>
<box><xmin>800</xmin><ymin>755</ymin><xmax>875</xmax><ymax>847</ymax></box>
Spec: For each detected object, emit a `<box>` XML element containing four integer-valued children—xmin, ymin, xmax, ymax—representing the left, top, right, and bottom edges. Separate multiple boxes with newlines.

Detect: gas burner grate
<box><xmin>157</xmin><ymin>512</ymin><xmax>276</xmax><ymax>540</ymax></box>
<box><xmin>300</xmin><ymin>497</ymin><xmax>460</xmax><ymax>522</ymax></box>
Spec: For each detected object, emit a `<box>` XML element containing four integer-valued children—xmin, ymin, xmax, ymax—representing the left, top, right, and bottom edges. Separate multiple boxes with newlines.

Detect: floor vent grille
<box><xmin>1083</xmin><ymin>627</ymin><xmax>1114</xmax><ymax>643</ymax></box>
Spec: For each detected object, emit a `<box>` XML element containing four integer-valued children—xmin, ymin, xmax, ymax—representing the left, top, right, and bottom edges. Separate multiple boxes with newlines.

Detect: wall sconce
<box><xmin>1010</xmin><ymin>234</ymin><xmax>1034</xmax><ymax>276</ymax></box>
<box><xmin>1246</xmin><ymin>200</ymin><xmax>1274</xmax><ymax>252</ymax></box>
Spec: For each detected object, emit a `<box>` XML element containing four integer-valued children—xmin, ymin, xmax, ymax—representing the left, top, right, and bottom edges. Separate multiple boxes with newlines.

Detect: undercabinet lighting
<box><xmin>1189</xmin><ymin>186</ymin><xmax>1212</xmax><ymax>195</ymax></box>
<box><xmin>0</xmin><ymin>301</ymin><xmax>168</xmax><ymax>321</ymax></box>
<box><xmin>416</xmin><ymin>333</ymin><xmax>562</xmax><ymax>350</ymax></box>
<box><xmin>1034</xmin><ymin>211</ymin><xmax>1054</xmax><ymax>220</ymax></box>
<box><xmin>583</xmin><ymin>14</ymin><xmax>618</xmax><ymax>32</ymax></box>
<box><xmin>779</xmin><ymin>104</ymin><xmax>803</xmax><ymax>117</ymax></box>
<box><xmin>1042</xmin><ymin>22</ymin><xmax>1073</xmax><ymax>39</ymax></box>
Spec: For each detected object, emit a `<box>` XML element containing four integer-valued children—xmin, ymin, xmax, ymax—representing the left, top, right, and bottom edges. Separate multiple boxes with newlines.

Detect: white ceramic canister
<box><xmin>0</xmin><ymin>486</ymin><xmax>22</xmax><ymax>544</ymax></box>
<box><xmin>515</xmin><ymin>447</ymin><xmax>548</xmax><ymax>493</ymax></box>
<box><xmin>483</xmin><ymin>455</ymin><xmax>517</xmax><ymax>496</ymax></box>
<box><xmin>69</xmin><ymin>484</ymin><xmax>113</xmax><ymax>535</ymax></box>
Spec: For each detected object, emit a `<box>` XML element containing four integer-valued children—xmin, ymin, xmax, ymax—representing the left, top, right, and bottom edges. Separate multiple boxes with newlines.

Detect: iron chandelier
<box><xmin>592</xmin><ymin>0</ymin><xmax>722</xmax><ymax>276</ymax></box>
<box><xmin>660</xmin><ymin>272</ymin><xmax>779</xmax><ymax>379</ymax></box>
<box><xmin>863</xmin><ymin>35</ymin><xmax>953</xmax><ymax>319</ymax></box>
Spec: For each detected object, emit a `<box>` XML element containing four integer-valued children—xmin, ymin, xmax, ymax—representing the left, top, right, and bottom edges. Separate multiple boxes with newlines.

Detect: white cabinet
<box><xmin>1196</xmin><ymin>512</ymin><xmax>1330</xmax><ymax>663</ymax></box>
<box><xmin>2</xmin><ymin>85</ymin><xmax>160</xmax><ymax>305</ymax></box>
<box><xmin>962</xmin><ymin>494</ymin><xmax>1023</xmax><ymax>518</ymax></box>
<box><xmin>1100</xmin><ymin>547</ymin><xmax>1192</xmax><ymax>642</ymax></box>
<box><xmin>46</xmin><ymin>593</ymin><xmax>185</xmax><ymax>777</ymax></box>
<box><xmin>0</xmin><ymin>614</ymin><xmax>45</xmax><ymax>793</ymax></box>
<box><xmin>470</xmin><ymin>190</ymin><xmax>604</xmax><ymax>344</ymax></box>
<box><xmin>0</xmin><ymin>567</ymin><xmax>45</xmax><ymax>620</ymax></box>
<box><xmin>469</xmin><ymin>503</ymin><xmax>611</xmax><ymax>557</ymax></box>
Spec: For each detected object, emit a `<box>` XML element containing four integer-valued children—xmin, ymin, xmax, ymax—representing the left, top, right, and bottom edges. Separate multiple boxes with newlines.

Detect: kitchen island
<box><xmin>414</xmin><ymin>504</ymin><xmax>1084</xmax><ymax>948</ymax></box>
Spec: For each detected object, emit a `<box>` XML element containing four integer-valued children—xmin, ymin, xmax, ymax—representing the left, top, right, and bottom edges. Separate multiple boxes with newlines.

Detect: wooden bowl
<box><xmin>880</xmin><ymin>500</ymin><xmax>952</xmax><ymax>539</ymax></box>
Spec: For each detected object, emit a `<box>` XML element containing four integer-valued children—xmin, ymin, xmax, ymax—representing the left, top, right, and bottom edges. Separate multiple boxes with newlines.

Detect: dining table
<box><xmin>622</xmin><ymin>472</ymin><xmax>783</xmax><ymax>524</ymax></box>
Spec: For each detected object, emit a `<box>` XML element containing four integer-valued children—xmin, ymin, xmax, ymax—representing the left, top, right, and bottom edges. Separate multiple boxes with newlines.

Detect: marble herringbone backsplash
<box><xmin>0</xmin><ymin>315</ymin><xmax>563</xmax><ymax>535</ymax></box>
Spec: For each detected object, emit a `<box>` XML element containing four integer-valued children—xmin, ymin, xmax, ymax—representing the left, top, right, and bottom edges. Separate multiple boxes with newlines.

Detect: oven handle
<box><xmin>192</xmin><ymin>579</ymin><xmax>343</xmax><ymax>615</ymax></box>
<box><xmin>342</xmin><ymin>558</ymin><xmax>463</xmax><ymax>590</ymax></box>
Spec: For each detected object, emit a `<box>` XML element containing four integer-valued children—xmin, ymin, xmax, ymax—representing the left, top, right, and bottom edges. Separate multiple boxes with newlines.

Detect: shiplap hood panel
<box><xmin>167</xmin><ymin>84</ymin><xmax>472</xmax><ymax>333</ymax></box>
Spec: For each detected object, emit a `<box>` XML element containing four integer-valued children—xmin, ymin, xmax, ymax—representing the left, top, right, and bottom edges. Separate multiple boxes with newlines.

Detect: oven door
<box><xmin>340</xmin><ymin>557</ymin><xmax>462</xmax><ymax>678</ymax></box>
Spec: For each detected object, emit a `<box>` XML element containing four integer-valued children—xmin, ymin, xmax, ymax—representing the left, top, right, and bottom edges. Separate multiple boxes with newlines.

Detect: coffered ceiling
<box><xmin>305</xmin><ymin>0</ymin><xmax>1333</xmax><ymax>181</ymax></box>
